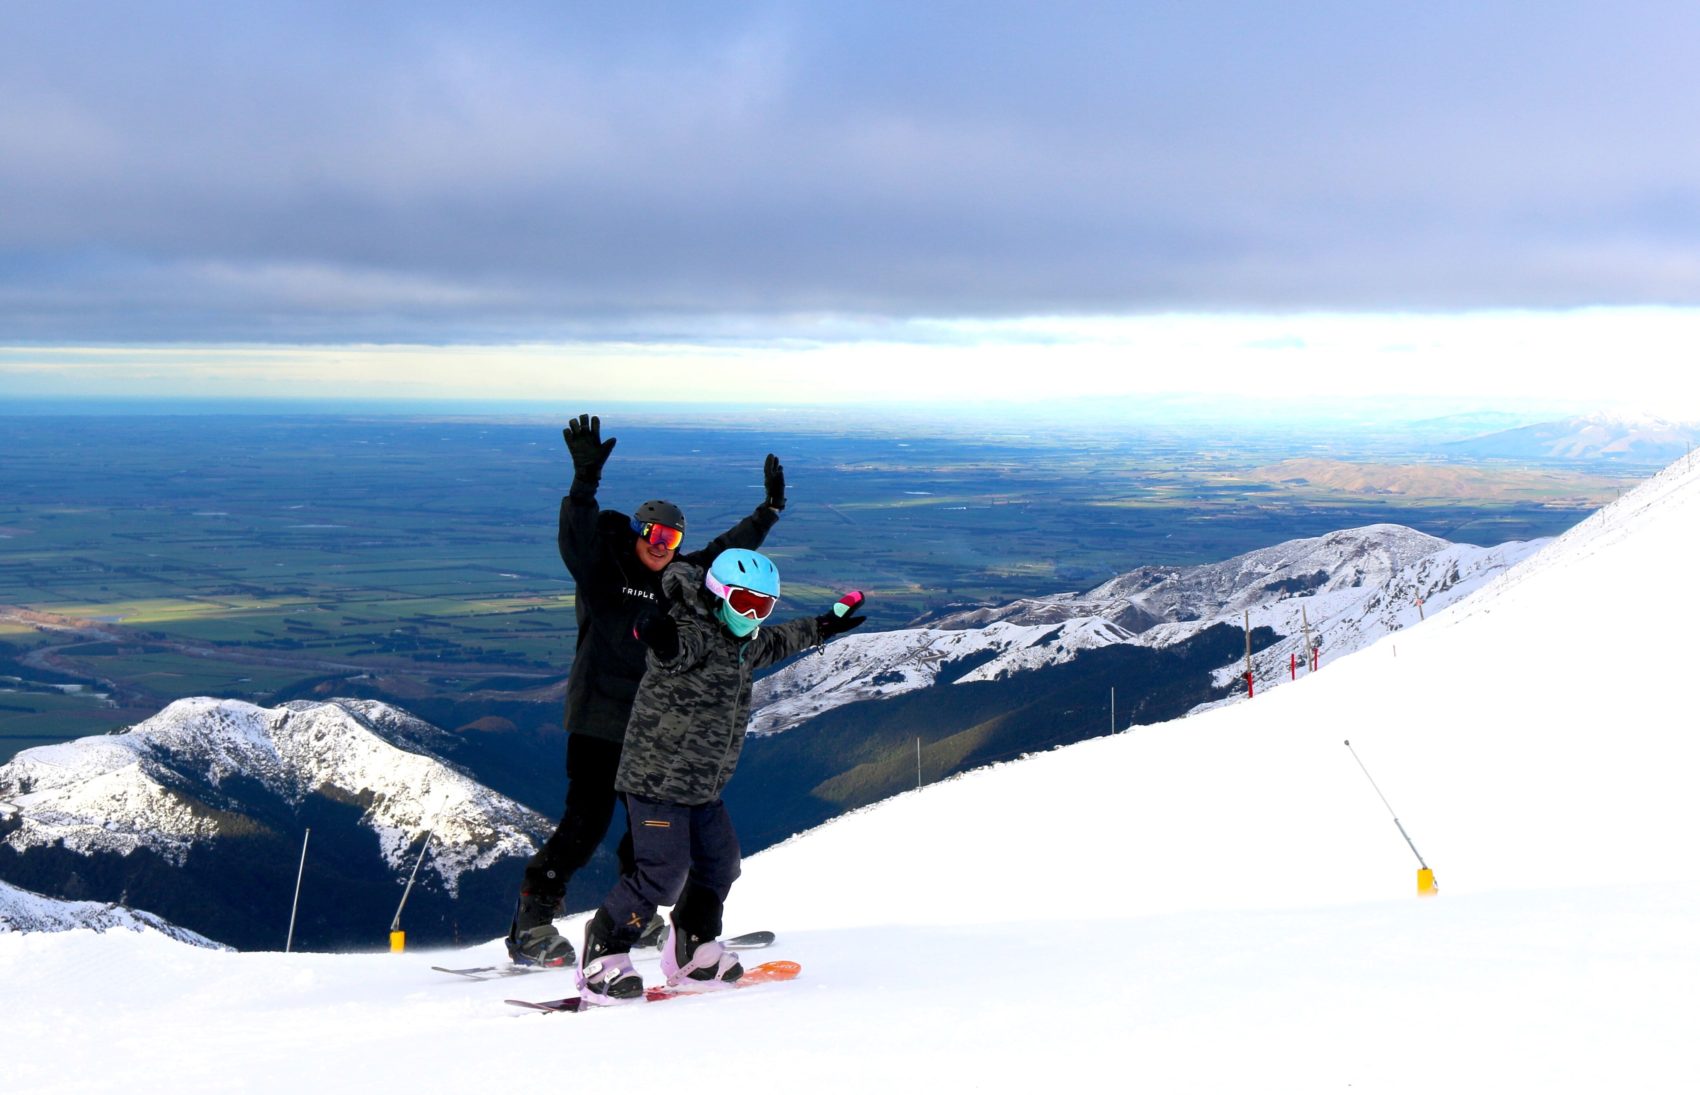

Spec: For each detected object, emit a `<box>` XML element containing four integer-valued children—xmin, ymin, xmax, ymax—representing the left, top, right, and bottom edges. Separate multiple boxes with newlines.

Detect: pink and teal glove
<box><xmin>816</xmin><ymin>591</ymin><xmax>867</xmax><ymax>639</ymax></box>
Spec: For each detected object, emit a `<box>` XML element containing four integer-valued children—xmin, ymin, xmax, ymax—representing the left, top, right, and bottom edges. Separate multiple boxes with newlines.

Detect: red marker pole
<box><xmin>1290</xmin><ymin>653</ymin><xmax>1297</xmax><ymax>680</ymax></box>
<box><xmin>1242</xmin><ymin>611</ymin><xmax>1254</xmax><ymax>698</ymax></box>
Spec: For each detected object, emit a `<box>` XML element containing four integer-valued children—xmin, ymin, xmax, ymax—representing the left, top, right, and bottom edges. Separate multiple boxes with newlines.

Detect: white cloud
<box><xmin>5</xmin><ymin>308</ymin><xmax>1696</xmax><ymax>419</ymax></box>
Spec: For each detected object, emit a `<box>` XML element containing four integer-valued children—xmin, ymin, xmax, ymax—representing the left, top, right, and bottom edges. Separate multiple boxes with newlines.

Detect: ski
<box><xmin>432</xmin><ymin>964</ymin><xmax>548</xmax><ymax>981</ymax></box>
<box><xmin>709</xmin><ymin>929</ymin><xmax>776</xmax><ymax>950</ymax></box>
<box><xmin>506</xmin><ymin>959</ymin><xmax>800</xmax><ymax>1013</ymax></box>
<box><xmin>434</xmin><ymin>930</ymin><xmax>777</xmax><ymax>981</ymax></box>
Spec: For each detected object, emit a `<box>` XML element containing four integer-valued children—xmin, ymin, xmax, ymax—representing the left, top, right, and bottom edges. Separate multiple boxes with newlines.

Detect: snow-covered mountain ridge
<box><xmin>0</xmin><ymin>697</ymin><xmax>549</xmax><ymax>893</ymax></box>
<box><xmin>1446</xmin><ymin>411</ymin><xmax>1699</xmax><ymax>463</ymax></box>
<box><xmin>752</xmin><ymin>523</ymin><xmax>1546</xmax><ymax>734</ymax></box>
<box><xmin>0</xmin><ymin>877</ymin><xmax>222</xmax><ymax>948</ymax></box>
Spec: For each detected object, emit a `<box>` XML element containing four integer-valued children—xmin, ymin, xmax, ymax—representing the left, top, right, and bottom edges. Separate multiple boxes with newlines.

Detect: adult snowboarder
<box><xmin>575</xmin><ymin>550</ymin><xmax>867</xmax><ymax>1004</ymax></box>
<box><xmin>506</xmin><ymin>415</ymin><xmax>787</xmax><ymax>966</ymax></box>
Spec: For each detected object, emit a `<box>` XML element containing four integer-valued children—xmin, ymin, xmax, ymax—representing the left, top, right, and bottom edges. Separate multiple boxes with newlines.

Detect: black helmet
<box><xmin>633</xmin><ymin>499</ymin><xmax>686</xmax><ymax>533</ymax></box>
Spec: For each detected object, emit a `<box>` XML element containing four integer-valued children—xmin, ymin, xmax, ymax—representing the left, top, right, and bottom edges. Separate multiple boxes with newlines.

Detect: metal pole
<box><xmin>1343</xmin><ymin>740</ymin><xmax>1429</xmax><ymax>870</ymax></box>
<box><xmin>390</xmin><ymin>829</ymin><xmax>433</xmax><ymax>935</ymax></box>
<box><xmin>915</xmin><ymin>737</ymin><xmax>922</xmax><ymax>790</ymax></box>
<box><xmin>286</xmin><ymin>828</ymin><xmax>310</xmax><ymax>953</ymax></box>
<box><xmin>1110</xmin><ymin>686</ymin><xmax>1115</xmax><ymax>733</ymax></box>
<box><xmin>1244</xmin><ymin>610</ymin><xmax>1254</xmax><ymax>696</ymax></box>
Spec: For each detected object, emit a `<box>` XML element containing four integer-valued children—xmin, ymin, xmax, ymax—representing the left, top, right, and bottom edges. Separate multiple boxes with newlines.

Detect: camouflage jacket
<box><xmin>615</xmin><ymin>560</ymin><xmax>821</xmax><ymax>805</ymax></box>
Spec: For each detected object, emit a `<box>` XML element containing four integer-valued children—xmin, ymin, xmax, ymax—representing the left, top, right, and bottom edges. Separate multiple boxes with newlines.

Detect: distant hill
<box><xmin>0</xmin><ymin>877</ymin><xmax>224</xmax><ymax>947</ymax></box>
<box><xmin>0</xmin><ymin>698</ymin><xmax>550</xmax><ymax>950</ymax></box>
<box><xmin>754</xmin><ymin>525</ymin><xmax>1543</xmax><ymax>738</ymax></box>
<box><xmin>1444</xmin><ymin>412</ymin><xmax>1698</xmax><ymax>464</ymax></box>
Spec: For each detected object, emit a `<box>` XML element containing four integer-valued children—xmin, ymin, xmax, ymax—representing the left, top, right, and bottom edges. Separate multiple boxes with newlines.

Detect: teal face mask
<box><xmin>717</xmin><ymin>600</ymin><xmax>761</xmax><ymax>638</ymax></box>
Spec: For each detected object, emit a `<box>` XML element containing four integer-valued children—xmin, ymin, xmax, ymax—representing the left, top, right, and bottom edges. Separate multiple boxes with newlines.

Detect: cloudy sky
<box><xmin>3</xmin><ymin>1</ymin><xmax>1699</xmax><ymax>412</ymax></box>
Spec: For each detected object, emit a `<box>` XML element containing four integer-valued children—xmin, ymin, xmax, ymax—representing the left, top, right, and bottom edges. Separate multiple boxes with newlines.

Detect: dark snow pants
<box><xmin>598</xmin><ymin>793</ymin><xmax>742</xmax><ymax>947</ymax></box>
<box><xmin>521</xmin><ymin>734</ymin><xmax>636</xmax><ymax>901</ymax></box>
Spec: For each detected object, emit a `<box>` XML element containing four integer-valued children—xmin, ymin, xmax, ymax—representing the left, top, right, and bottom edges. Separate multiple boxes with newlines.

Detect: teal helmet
<box><xmin>706</xmin><ymin>550</ymin><xmax>780</xmax><ymax>637</ymax></box>
<box><xmin>706</xmin><ymin>549</ymin><xmax>780</xmax><ymax>599</ymax></box>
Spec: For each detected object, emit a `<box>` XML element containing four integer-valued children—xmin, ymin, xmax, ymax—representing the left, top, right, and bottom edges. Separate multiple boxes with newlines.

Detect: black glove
<box><xmin>632</xmin><ymin>607</ymin><xmax>680</xmax><ymax>661</ymax></box>
<box><xmin>564</xmin><ymin>414</ymin><xmax>617</xmax><ymax>483</ymax></box>
<box><xmin>763</xmin><ymin>453</ymin><xmax>786</xmax><ymax>512</ymax></box>
<box><xmin>816</xmin><ymin>591</ymin><xmax>867</xmax><ymax>640</ymax></box>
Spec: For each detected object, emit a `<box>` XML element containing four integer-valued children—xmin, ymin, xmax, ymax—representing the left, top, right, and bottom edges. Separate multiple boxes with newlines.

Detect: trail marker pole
<box><xmin>1344</xmin><ymin>740</ymin><xmax>1438</xmax><ymax>896</ymax></box>
<box><xmin>1110</xmin><ymin>686</ymin><xmax>1116</xmax><ymax>733</ymax></box>
<box><xmin>390</xmin><ymin>829</ymin><xmax>433</xmax><ymax>952</ymax></box>
<box><xmin>286</xmin><ymin>828</ymin><xmax>310</xmax><ymax>953</ymax></box>
<box><xmin>1243</xmin><ymin>610</ymin><xmax>1254</xmax><ymax>697</ymax></box>
<box><xmin>916</xmin><ymin>737</ymin><xmax>922</xmax><ymax>790</ymax></box>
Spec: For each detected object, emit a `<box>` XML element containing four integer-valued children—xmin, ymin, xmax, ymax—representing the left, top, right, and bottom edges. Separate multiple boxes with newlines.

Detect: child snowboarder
<box><xmin>575</xmin><ymin>548</ymin><xmax>866</xmax><ymax>1004</ymax></box>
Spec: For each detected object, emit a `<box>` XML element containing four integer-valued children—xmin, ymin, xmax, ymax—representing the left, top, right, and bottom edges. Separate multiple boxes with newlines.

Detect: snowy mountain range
<box><xmin>752</xmin><ymin>523</ymin><xmax>1546</xmax><ymax>735</ymax></box>
<box><xmin>0</xmin><ymin>877</ymin><xmax>222</xmax><ymax>948</ymax></box>
<box><xmin>1445</xmin><ymin>411</ymin><xmax>1698</xmax><ymax>463</ymax></box>
<box><xmin>0</xmin><ymin>697</ymin><xmax>551</xmax><ymax>949</ymax></box>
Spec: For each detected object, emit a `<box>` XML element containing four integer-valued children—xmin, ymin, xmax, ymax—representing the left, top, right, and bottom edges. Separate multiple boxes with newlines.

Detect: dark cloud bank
<box><xmin>4</xmin><ymin>1</ymin><xmax>1700</xmax><ymax>343</ymax></box>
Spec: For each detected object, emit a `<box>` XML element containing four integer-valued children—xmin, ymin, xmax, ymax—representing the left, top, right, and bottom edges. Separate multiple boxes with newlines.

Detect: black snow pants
<box><xmin>597</xmin><ymin>793</ymin><xmax>742</xmax><ymax>947</ymax></box>
<box><xmin>520</xmin><ymin>734</ymin><xmax>636</xmax><ymax>902</ymax></box>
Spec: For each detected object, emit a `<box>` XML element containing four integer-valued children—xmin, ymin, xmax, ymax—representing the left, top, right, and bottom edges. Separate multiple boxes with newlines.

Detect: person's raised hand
<box><xmin>763</xmin><ymin>453</ymin><xmax>786</xmax><ymax>511</ymax></box>
<box><xmin>564</xmin><ymin>414</ymin><xmax>617</xmax><ymax>479</ymax></box>
<box><xmin>816</xmin><ymin>591</ymin><xmax>867</xmax><ymax>639</ymax></box>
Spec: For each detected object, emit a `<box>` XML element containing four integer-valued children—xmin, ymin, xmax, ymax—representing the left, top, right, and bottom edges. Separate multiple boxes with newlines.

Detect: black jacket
<box><xmin>558</xmin><ymin>490</ymin><xmax>777</xmax><ymax>743</ymax></box>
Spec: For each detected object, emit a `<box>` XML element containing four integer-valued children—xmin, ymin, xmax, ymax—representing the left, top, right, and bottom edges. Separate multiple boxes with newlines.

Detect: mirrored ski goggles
<box><xmin>632</xmin><ymin>520</ymin><xmax>684</xmax><ymax>551</ymax></box>
<box><xmin>722</xmin><ymin>586</ymin><xmax>777</xmax><ymax>620</ymax></box>
<box><xmin>705</xmin><ymin>569</ymin><xmax>779</xmax><ymax>619</ymax></box>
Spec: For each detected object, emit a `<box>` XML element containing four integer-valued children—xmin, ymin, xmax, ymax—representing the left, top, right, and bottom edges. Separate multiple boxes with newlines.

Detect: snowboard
<box><xmin>433</xmin><ymin>930</ymin><xmax>777</xmax><ymax>981</ymax></box>
<box><xmin>506</xmin><ymin>959</ymin><xmax>801</xmax><ymax>1013</ymax></box>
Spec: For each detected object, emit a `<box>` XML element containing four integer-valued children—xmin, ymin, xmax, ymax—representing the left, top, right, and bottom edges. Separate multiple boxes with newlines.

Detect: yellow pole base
<box><xmin>1417</xmin><ymin>868</ymin><xmax>1439</xmax><ymax>897</ymax></box>
<box><xmin>390</xmin><ymin>930</ymin><xmax>406</xmax><ymax>952</ymax></box>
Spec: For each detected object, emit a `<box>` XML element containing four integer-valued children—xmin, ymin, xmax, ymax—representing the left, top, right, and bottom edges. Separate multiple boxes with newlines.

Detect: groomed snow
<box><xmin>6</xmin><ymin>454</ymin><xmax>1699</xmax><ymax>1093</ymax></box>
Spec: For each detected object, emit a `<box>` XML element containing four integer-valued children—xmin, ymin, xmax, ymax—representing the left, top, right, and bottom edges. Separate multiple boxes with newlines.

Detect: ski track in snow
<box><xmin>6</xmin><ymin>454</ymin><xmax>1700</xmax><ymax>1092</ymax></box>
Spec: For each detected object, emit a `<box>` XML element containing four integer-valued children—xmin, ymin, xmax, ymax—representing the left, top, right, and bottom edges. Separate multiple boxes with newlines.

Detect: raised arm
<box><xmin>681</xmin><ymin>453</ymin><xmax>786</xmax><ymax>564</ymax></box>
<box><xmin>557</xmin><ymin>414</ymin><xmax>617</xmax><ymax>577</ymax></box>
<box><xmin>749</xmin><ymin>591</ymin><xmax>867</xmax><ymax>670</ymax></box>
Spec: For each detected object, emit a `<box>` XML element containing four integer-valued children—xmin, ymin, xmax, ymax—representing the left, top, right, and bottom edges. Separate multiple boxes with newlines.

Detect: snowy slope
<box><xmin>0</xmin><ymin>697</ymin><xmax>547</xmax><ymax>891</ymax></box>
<box><xmin>754</xmin><ymin>523</ymin><xmax>1544</xmax><ymax>733</ymax></box>
<box><xmin>0</xmin><ymin>878</ymin><xmax>223</xmax><ymax>947</ymax></box>
<box><xmin>1193</xmin><ymin>534</ymin><xmax>1546</xmax><ymax>702</ymax></box>
<box><xmin>5</xmin><ymin>455</ymin><xmax>1699</xmax><ymax>1094</ymax></box>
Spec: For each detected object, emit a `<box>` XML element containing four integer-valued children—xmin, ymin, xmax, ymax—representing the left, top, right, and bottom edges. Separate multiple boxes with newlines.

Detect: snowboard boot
<box><xmin>577</xmin><ymin>910</ymin><xmax>644</xmax><ymax>1006</ymax></box>
<box><xmin>505</xmin><ymin>891</ymin><xmax>576</xmax><ymax>967</ymax></box>
<box><xmin>634</xmin><ymin>912</ymin><xmax>668</xmax><ymax>950</ymax></box>
<box><xmin>660</xmin><ymin>921</ymin><xmax>744</xmax><ymax>988</ymax></box>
